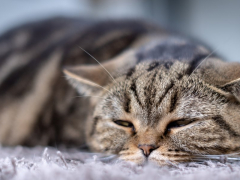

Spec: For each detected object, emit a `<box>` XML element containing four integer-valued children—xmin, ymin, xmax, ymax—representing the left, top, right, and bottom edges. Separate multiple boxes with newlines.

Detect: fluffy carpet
<box><xmin>0</xmin><ymin>146</ymin><xmax>240</xmax><ymax>180</ymax></box>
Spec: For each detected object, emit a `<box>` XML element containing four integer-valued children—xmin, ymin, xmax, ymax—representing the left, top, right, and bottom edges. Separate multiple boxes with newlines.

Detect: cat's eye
<box><xmin>114</xmin><ymin>120</ymin><xmax>134</xmax><ymax>128</ymax></box>
<box><xmin>166</xmin><ymin>119</ymin><xmax>193</xmax><ymax>133</ymax></box>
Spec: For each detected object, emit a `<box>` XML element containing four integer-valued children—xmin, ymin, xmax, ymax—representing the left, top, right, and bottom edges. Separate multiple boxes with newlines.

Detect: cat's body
<box><xmin>0</xmin><ymin>17</ymin><xmax>240</xmax><ymax>166</ymax></box>
<box><xmin>0</xmin><ymin>17</ymin><xmax>159</xmax><ymax>146</ymax></box>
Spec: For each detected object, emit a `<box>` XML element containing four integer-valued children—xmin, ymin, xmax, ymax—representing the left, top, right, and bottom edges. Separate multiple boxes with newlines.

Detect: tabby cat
<box><xmin>0</xmin><ymin>17</ymin><xmax>240</xmax><ymax>166</ymax></box>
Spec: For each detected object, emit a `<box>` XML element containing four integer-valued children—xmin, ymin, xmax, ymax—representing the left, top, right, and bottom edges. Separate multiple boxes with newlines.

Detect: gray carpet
<box><xmin>0</xmin><ymin>146</ymin><xmax>240</xmax><ymax>180</ymax></box>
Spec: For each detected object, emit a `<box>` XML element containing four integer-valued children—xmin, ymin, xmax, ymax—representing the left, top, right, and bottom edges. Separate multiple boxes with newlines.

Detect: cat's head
<box><xmin>64</xmin><ymin>50</ymin><xmax>240</xmax><ymax>166</ymax></box>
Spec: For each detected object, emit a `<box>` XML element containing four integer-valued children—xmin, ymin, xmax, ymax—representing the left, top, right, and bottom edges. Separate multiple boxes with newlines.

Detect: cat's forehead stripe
<box><xmin>126</xmin><ymin>67</ymin><xmax>135</xmax><ymax>78</ymax></box>
<box><xmin>124</xmin><ymin>61</ymin><xmax>184</xmax><ymax>126</ymax></box>
<box><xmin>156</xmin><ymin>80</ymin><xmax>174</xmax><ymax>107</ymax></box>
<box><xmin>117</xmin><ymin>60</ymin><xmax>230</xmax><ymax>127</ymax></box>
<box><xmin>130</xmin><ymin>79</ymin><xmax>143</xmax><ymax>108</ymax></box>
<box><xmin>124</xmin><ymin>92</ymin><xmax>131</xmax><ymax>113</ymax></box>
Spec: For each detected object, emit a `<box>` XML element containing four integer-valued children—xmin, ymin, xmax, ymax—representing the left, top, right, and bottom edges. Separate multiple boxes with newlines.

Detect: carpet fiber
<box><xmin>0</xmin><ymin>146</ymin><xmax>240</xmax><ymax>180</ymax></box>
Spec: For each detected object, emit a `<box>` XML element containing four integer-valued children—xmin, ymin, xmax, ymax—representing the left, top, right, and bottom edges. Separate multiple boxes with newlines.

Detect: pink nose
<box><xmin>138</xmin><ymin>144</ymin><xmax>156</xmax><ymax>157</ymax></box>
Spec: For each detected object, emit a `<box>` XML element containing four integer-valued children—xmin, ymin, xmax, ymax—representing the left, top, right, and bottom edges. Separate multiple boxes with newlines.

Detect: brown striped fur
<box><xmin>0</xmin><ymin>17</ymin><xmax>240</xmax><ymax>166</ymax></box>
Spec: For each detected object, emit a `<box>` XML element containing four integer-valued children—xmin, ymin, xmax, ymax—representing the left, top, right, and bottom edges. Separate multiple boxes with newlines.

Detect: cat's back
<box><xmin>0</xmin><ymin>17</ymin><xmax>163</xmax><ymax>146</ymax></box>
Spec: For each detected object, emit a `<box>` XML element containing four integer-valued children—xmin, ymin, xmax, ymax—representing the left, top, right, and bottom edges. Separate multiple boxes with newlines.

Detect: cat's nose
<box><xmin>138</xmin><ymin>144</ymin><xmax>156</xmax><ymax>157</ymax></box>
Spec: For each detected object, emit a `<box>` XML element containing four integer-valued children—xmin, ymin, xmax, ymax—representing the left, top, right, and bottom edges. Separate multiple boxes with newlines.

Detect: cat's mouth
<box><xmin>118</xmin><ymin>150</ymin><xmax>193</xmax><ymax>166</ymax></box>
<box><xmin>117</xmin><ymin>152</ymin><xmax>240</xmax><ymax>166</ymax></box>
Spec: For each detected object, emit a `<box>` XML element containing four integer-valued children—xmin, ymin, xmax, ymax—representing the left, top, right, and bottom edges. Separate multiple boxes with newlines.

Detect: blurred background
<box><xmin>0</xmin><ymin>0</ymin><xmax>239</xmax><ymax>61</ymax></box>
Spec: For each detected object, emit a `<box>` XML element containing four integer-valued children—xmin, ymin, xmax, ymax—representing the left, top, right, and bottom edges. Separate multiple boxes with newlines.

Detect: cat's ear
<box><xmin>202</xmin><ymin>58</ymin><xmax>240</xmax><ymax>101</ymax></box>
<box><xmin>63</xmin><ymin>50</ymin><xmax>136</xmax><ymax>95</ymax></box>
<box><xmin>199</xmin><ymin>58</ymin><xmax>240</xmax><ymax>101</ymax></box>
<box><xmin>221</xmin><ymin>79</ymin><xmax>240</xmax><ymax>102</ymax></box>
<box><xmin>199</xmin><ymin>58</ymin><xmax>240</xmax><ymax>85</ymax></box>
<box><xmin>63</xmin><ymin>65</ymin><xmax>109</xmax><ymax>95</ymax></box>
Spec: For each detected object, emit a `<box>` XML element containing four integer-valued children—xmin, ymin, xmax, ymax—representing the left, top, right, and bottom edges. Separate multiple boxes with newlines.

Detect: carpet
<box><xmin>0</xmin><ymin>146</ymin><xmax>240</xmax><ymax>180</ymax></box>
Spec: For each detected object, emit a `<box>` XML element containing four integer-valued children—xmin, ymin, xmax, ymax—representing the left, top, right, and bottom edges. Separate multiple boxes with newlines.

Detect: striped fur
<box><xmin>0</xmin><ymin>17</ymin><xmax>160</xmax><ymax>146</ymax></box>
<box><xmin>1</xmin><ymin>17</ymin><xmax>240</xmax><ymax>166</ymax></box>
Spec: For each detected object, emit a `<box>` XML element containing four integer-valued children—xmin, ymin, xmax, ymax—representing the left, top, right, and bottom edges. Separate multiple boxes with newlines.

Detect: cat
<box><xmin>0</xmin><ymin>17</ymin><xmax>240</xmax><ymax>166</ymax></box>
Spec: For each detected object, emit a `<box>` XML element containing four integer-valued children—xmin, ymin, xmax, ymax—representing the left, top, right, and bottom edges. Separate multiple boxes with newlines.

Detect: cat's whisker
<box><xmin>190</xmin><ymin>153</ymin><xmax>240</xmax><ymax>163</ymax></box>
<box><xmin>98</xmin><ymin>155</ymin><xmax>119</xmax><ymax>163</ymax></box>
<box><xmin>64</xmin><ymin>70</ymin><xmax>111</xmax><ymax>93</ymax></box>
<box><xmin>78</xmin><ymin>46</ymin><xmax>117</xmax><ymax>84</ymax></box>
<box><xmin>119</xmin><ymin>152</ymin><xmax>134</xmax><ymax>156</ymax></box>
<box><xmin>188</xmin><ymin>37</ymin><xmax>232</xmax><ymax>78</ymax></box>
<box><xmin>189</xmin><ymin>49</ymin><xmax>217</xmax><ymax>77</ymax></box>
<box><xmin>189</xmin><ymin>35</ymin><xmax>231</xmax><ymax>78</ymax></box>
<box><xmin>165</xmin><ymin>160</ymin><xmax>179</xmax><ymax>167</ymax></box>
<box><xmin>74</xmin><ymin>95</ymin><xmax>106</xmax><ymax>99</ymax></box>
<box><xmin>73</xmin><ymin>96</ymin><xmax>115</xmax><ymax>105</ymax></box>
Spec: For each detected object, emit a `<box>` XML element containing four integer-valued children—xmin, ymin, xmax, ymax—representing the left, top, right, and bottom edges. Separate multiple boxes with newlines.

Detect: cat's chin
<box><xmin>119</xmin><ymin>151</ymin><xmax>193</xmax><ymax>166</ymax></box>
<box><xmin>118</xmin><ymin>153</ymin><xmax>171</xmax><ymax>166</ymax></box>
<box><xmin>118</xmin><ymin>151</ymin><xmax>147</xmax><ymax>165</ymax></box>
<box><xmin>119</xmin><ymin>156</ymin><xmax>173</xmax><ymax>166</ymax></box>
<box><xmin>147</xmin><ymin>152</ymin><xmax>193</xmax><ymax>166</ymax></box>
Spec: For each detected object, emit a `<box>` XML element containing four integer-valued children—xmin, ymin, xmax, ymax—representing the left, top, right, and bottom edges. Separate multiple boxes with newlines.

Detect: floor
<box><xmin>1</xmin><ymin>146</ymin><xmax>240</xmax><ymax>180</ymax></box>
